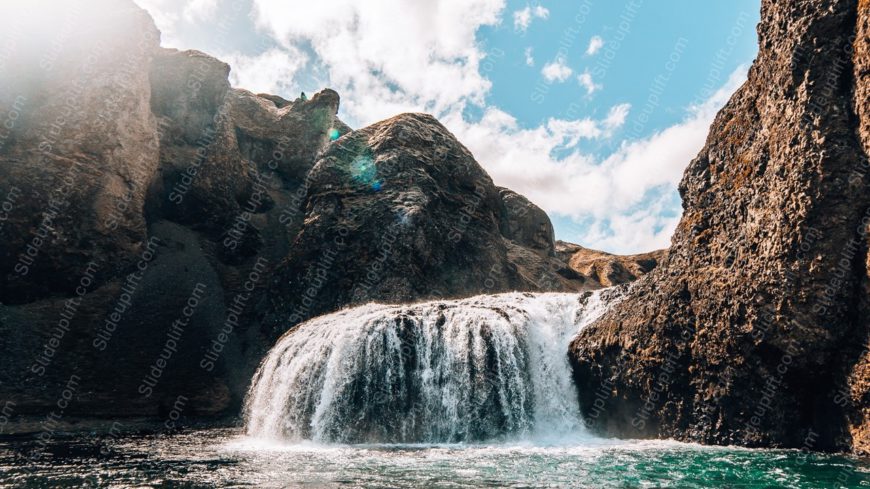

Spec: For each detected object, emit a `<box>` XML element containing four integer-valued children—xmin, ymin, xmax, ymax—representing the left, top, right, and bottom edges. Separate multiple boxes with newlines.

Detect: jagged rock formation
<box><xmin>570</xmin><ymin>0</ymin><xmax>870</xmax><ymax>454</ymax></box>
<box><xmin>0</xmin><ymin>1</ymin><xmax>655</xmax><ymax>420</ymax></box>
<box><xmin>266</xmin><ymin>113</ymin><xmax>600</xmax><ymax>325</ymax></box>
<box><xmin>556</xmin><ymin>241</ymin><xmax>666</xmax><ymax>288</ymax></box>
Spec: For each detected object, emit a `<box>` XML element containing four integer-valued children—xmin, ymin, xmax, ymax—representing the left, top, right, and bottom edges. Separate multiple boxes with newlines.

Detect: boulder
<box><xmin>267</xmin><ymin>113</ymin><xmax>591</xmax><ymax>327</ymax></box>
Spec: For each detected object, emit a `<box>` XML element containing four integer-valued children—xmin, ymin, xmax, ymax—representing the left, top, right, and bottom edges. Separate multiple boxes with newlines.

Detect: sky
<box><xmin>133</xmin><ymin>0</ymin><xmax>760</xmax><ymax>254</ymax></box>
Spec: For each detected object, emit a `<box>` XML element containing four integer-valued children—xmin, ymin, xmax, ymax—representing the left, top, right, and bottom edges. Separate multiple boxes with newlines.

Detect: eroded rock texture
<box><xmin>556</xmin><ymin>241</ymin><xmax>666</xmax><ymax>288</ymax></box>
<box><xmin>266</xmin><ymin>113</ymin><xmax>600</xmax><ymax>325</ymax></box>
<box><xmin>569</xmin><ymin>0</ymin><xmax>870</xmax><ymax>454</ymax></box>
<box><xmin>0</xmin><ymin>1</ymin><xmax>346</xmax><ymax>418</ymax></box>
<box><xmin>0</xmin><ymin>1</ymin><xmax>161</xmax><ymax>304</ymax></box>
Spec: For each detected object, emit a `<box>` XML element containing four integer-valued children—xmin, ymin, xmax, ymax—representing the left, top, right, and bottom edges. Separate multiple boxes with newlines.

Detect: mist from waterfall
<box><xmin>244</xmin><ymin>290</ymin><xmax>625</xmax><ymax>444</ymax></box>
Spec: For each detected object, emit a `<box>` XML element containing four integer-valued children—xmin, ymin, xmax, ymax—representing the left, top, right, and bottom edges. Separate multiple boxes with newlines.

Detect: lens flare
<box><xmin>350</xmin><ymin>155</ymin><xmax>376</xmax><ymax>184</ymax></box>
<box><xmin>328</xmin><ymin>128</ymin><xmax>340</xmax><ymax>141</ymax></box>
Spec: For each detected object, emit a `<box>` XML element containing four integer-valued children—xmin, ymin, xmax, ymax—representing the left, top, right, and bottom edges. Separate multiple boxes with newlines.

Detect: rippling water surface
<box><xmin>1</xmin><ymin>428</ymin><xmax>868</xmax><ymax>488</ymax></box>
<box><xmin>5</xmin><ymin>293</ymin><xmax>868</xmax><ymax>487</ymax></box>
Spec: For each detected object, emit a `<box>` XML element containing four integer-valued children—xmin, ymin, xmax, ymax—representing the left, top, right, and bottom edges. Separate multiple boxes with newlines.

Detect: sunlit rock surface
<box><xmin>570</xmin><ymin>0</ymin><xmax>870</xmax><ymax>454</ymax></box>
<box><xmin>266</xmin><ymin>112</ymin><xmax>613</xmax><ymax>328</ymax></box>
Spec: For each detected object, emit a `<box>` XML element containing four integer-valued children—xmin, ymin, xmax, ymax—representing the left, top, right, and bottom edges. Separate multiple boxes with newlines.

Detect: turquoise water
<box><xmin>0</xmin><ymin>428</ymin><xmax>868</xmax><ymax>488</ymax></box>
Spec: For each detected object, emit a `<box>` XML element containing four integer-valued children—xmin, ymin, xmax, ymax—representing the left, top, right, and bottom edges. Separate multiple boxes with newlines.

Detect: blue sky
<box><xmin>135</xmin><ymin>0</ymin><xmax>760</xmax><ymax>254</ymax></box>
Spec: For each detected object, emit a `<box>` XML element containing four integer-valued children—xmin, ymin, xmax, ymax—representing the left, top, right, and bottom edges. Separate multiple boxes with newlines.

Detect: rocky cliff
<box><xmin>0</xmin><ymin>1</ymin><xmax>343</xmax><ymax>418</ymax></box>
<box><xmin>569</xmin><ymin>0</ymin><xmax>870</xmax><ymax>454</ymax></box>
<box><xmin>265</xmin><ymin>113</ymin><xmax>605</xmax><ymax>326</ymax></box>
<box><xmin>0</xmin><ymin>1</ymin><xmax>652</xmax><ymax>420</ymax></box>
<box><xmin>556</xmin><ymin>241</ymin><xmax>666</xmax><ymax>288</ymax></box>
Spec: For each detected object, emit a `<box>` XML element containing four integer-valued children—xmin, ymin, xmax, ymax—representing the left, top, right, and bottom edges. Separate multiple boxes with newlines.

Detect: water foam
<box><xmin>244</xmin><ymin>289</ymin><xmax>625</xmax><ymax>444</ymax></box>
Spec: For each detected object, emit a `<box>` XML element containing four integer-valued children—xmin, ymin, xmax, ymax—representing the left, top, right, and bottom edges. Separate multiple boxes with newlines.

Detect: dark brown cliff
<box><xmin>569</xmin><ymin>0</ymin><xmax>870</xmax><ymax>454</ymax></box>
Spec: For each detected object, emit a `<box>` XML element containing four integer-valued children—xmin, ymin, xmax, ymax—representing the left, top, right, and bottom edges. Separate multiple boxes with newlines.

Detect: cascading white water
<box><xmin>244</xmin><ymin>289</ymin><xmax>625</xmax><ymax>444</ymax></box>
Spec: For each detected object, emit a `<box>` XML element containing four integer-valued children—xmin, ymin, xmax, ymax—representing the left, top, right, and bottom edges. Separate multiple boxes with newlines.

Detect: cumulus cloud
<box><xmin>524</xmin><ymin>47</ymin><xmax>535</xmax><ymax>66</ymax></box>
<box><xmin>577</xmin><ymin>70</ymin><xmax>601</xmax><ymax>95</ymax></box>
<box><xmin>513</xmin><ymin>5</ymin><xmax>549</xmax><ymax>32</ymax></box>
<box><xmin>251</xmin><ymin>0</ymin><xmax>504</xmax><ymax>125</ymax></box>
<box><xmin>183</xmin><ymin>0</ymin><xmax>218</xmax><ymax>23</ymax></box>
<box><xmin>541</xmin><ymin>57</ymin><xmax>572</xmax><ymax>82</ymax></box>
<box><xmin>448</xmin><ymin>67</ymin><xmax>748</xmax><ymax>253</ymax></box>
<box><xmin>220</xmin><ymin>47</ymin><xmax>309</xmax><ymax>95</ymax></box>
<box><xmin>579</xmin><ymin>200</ymin><xmax>682</xmax><ymax>254</ymax></box>
<box><xmin>444</xmin><ymin>101</ymin><xmax>637</xmax><ymax>215</ymax></box>
<box><xmin>586</xmin><ymin>35</ymin><xmax>604</xmax><ymax>56</ymax></box>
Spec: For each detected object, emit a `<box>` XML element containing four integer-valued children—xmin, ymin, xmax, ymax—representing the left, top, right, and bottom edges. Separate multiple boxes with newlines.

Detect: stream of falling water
<box><xmin>244</xmin><ymin>290</ymin><xmax>624</xmax><ymax>444</ymax></box>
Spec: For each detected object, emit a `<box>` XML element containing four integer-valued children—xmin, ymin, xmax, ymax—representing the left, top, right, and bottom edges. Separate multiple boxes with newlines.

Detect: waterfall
<box><xmin>244</xmin><ymin>289</ymin><xmax>625</xmax><ymax>444</ymax></box>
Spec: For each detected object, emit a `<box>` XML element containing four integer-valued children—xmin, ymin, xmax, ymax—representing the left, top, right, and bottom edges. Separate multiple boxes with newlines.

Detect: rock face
<box><xmin>556</xmin><ymin>241</ymin><xmax>666</xmax><ymax>288</ymax></box>
<box><xmin>0</xmin><ymin>1</ymin><xmax>345</xmax><ymax>419</ymax></box>
<box><xmin>266</xmin><ymin>113</ymin><xmax>598</xmax><ymax>327</ymax></box>
<box><xmin>569</xmin><ymin>0</ymin><xmax>870</xmax><ymax>454</ymax></box>
<box><xmin>0</xmin><ymin>1</ymin><xmax>657</xmax><ymax>421</ymax></box>
<box><xmin>0</xmin><ymin>1</ymin><xmax>161</xmax><ymax>304</ymax></box>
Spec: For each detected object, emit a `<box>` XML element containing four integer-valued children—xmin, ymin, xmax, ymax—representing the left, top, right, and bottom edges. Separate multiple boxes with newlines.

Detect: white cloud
<box><xmin>541</xmin><ymin>57</ymin><xmax>572</xmax><ymax>82</ymax></box>
<box><xmin>513</xmin><ymin>8</ymin><xmax>533</xmax><ymax>31</ymax></box>
<box><xmin>513</xmin><ymin>5</ymin><xmax>549</xmax><ymax>32</ymax></box>
<box><xmin>252</xmin><ymin>0</ymin><xmax>504</xmax><ymax>125</ymax></box>
<box><xmin>444</xmin><ymin>101</ymin><xmax>633</xmax><ymax>213</ymax></box>
<box><xmin>524</xmin><ymin>47</ymin><xmax>534</xmax><ymax>66</ymax></box>
<box><xmin>183</xmin><ymin>0</ymin><xmax>218</xmax><ymax>23</ymax></box>
<box><xmin>586</xmin><ymin>35</ymin><xmax>604</xmax><ymax>56</ymax></box>
<box><xmin>135</xmin><ymin>0</ymin><xmax>218</xmax><ymax>44</ymax></box>
<box><xmin>577</xmin><ymin>70</ymin><xmax>601</xmax><ymax>95</ymax></box>
<box><xmin>447</xmin><ymin>66</ymin><xmax>748</xmax><ymax>253</ymax></box>
<box><xmin>580</xmin><ymin>201</ymin><xmax>681</xmax><ymax>254</ymax></box>
<box><xmin>596</xmin><ymin>67</ymin><xmax>745</xmax><ymax>215</ymax></box>
<box><xmin>603</xmin><ymin>103</ymin><xmax>630</xmax><ymax>129</ymax></box>
<box><xmin>546</xmin><ymin>118</ymin><xmax>602</xmax><ymax>148</ymax></box>
<box><xmin>220</xmin><ymin>47</ymin><xmax>309</xmax><ymax>95</ymax></box>
<box><xmin>133</xmin><ymin>0</ymin><xmax>182</xmax><ymax>46</ymax></box>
